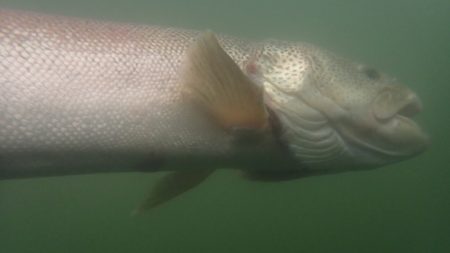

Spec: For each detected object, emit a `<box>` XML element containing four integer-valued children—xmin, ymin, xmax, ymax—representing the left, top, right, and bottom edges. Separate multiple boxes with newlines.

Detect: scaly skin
<box><xmin>0</xmin><ymin>9</ymin><xmax>281</xmax><ymax>178</ymax></box>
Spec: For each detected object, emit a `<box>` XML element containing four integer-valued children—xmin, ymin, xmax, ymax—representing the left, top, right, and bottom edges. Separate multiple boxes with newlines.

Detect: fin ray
<box><xmin>134</xmin><ymin>169</ymin><xmax>214</xmax><ymax>214</ymax></box>
<box><xmin>182</xmin><ymin>31</ymin><xmax>267</xmax><ymax>131</ymax></box>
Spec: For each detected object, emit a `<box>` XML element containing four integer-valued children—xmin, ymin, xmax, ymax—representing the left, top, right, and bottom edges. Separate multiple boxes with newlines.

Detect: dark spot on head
<box><xmin>362</xmin><ymin>67</ymin><xmax>380</xmax><ymax>80</ymax></box>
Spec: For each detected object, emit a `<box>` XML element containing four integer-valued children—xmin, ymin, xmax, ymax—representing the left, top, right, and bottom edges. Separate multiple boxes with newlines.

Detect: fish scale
<box><xmin>1</xmin><ymin>10</ymin><xmax>225</xmax><ymax>152</ymax></box>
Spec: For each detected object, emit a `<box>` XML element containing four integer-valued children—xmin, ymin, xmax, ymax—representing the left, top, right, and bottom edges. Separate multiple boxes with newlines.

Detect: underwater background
<box><xmin>0</xmin><ymin>0</ymin><xmax>449</xmax><ymax>252</ymax></box>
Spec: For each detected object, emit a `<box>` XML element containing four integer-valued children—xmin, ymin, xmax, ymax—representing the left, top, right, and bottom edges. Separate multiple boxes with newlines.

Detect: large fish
<box><xmin>0</xmin><ymin>9</ymin><xmax>428</xmax><ymax>211</ymax></box>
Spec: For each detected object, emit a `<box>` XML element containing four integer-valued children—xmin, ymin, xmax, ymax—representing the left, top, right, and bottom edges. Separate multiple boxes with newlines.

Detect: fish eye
<box><xmin>362</xmin><ymin>67</ymin><xmax>380</xmax><ymax>80</ymax></box>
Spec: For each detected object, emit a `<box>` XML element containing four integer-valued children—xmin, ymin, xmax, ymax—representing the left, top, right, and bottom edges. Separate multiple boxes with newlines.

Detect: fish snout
<box><xmin>370</xmin><ymin>85</ymin><xmax>429</xmax><ymax>156</ymax></box>
<box><xmin>373</xmin><ymin>85</ymin><xmax>423</xmax><ymax>121</ymax></box>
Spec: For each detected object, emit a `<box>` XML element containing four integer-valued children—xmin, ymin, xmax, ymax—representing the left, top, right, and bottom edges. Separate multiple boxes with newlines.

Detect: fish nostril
<box><xmin>398</xmin><ymin>97</ymin><xmax>422</xmax><ymax>118</ymax></box>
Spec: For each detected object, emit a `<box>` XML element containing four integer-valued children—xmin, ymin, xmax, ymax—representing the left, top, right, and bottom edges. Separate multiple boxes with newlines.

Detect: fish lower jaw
<box><xmin>342</xmin><ymin>128</ymin><xmax>427</xmax><ymax>166</ymax></box>
<box><xmin>382</xmin><ymin>114</ymin><xmax>429</xmax><ymax>149</ymax></box>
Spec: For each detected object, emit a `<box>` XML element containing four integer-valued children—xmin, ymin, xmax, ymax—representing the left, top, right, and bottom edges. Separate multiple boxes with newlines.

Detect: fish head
<box><xmin>246</xmin><ymin>40</ymin><xmax>428</xmax><ymax>171</ymax></box>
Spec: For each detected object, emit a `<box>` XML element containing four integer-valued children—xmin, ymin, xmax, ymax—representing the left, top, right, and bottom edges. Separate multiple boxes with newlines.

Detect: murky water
<box><xmin>0</xmin><ymin>0</ymin><xmax>449</xmax><ymax>252</ymax></box>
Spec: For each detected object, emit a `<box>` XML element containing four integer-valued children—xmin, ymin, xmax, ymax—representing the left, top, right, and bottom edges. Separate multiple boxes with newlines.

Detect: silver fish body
<box><xmin>0</xmin><ymin>10</ymin><xmax>274</xmax><ymax>178</ymax></box>
<box><xmin>0</xmin><ymin>9</ymin><xmax>428</xmax><ymax>181</ymax></box>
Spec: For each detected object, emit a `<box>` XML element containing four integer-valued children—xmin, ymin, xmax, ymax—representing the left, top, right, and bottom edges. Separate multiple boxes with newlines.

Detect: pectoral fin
<box><xmin>133</xmin><ymin>169</ymin><xmax>214</xmax><ymax>214</ymax></box>
<box><xmin>182</xmin><ymin>31</ymin><xmax>268</xmax><ymax>132</ymax></box>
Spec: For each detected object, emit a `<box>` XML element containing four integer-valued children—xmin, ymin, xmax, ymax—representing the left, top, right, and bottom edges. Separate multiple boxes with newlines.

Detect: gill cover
<box><xmin>246</xmin><ymin>41</ymin><xmax>349</xmax><ymax>169</ymax></box>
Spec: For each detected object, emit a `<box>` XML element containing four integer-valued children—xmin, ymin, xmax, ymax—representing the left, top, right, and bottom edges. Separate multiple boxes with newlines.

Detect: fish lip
<box><xmin>342</xmin><ymin>115</ymin><xmax>428</xmax><ymax>161</ymax></box>
<box><xmin>381</xmin><ymin>93</ymin><xmax>429</xmax><ymax>149</ymax></box>
<box><xmin>345</xmin><ymin>95</ymin><xmax>429</xmax><ymax>160</ymax></box>
<box><xmin>374</xmin><ymin>114</ymin><xmax>429</xmax><ymax>157</ymax></box>
<box><xmin>395</xmin><ymin>114</ymin><xmax>416</xmax><ymax>126</ymax></box>
<box><xmin>373</xmin><ymin>86</ymin><xmax>423</xmax><ymax>121</ymax></box>
<box><xmin>397</xmin><ymin>95</ymin><xmax>423</xmax><ymax>118</ymax></box>
<box><xmin>394</xmin><ymin>114</ymin><xmax>430</xmax><ymax>145</ymax></box>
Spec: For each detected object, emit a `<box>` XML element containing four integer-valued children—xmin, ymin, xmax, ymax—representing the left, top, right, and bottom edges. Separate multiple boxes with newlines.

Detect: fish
<box><xmin>0</xmin><ymin>9</ymin><xmax>428</xmax><ymax>211</ymax></box>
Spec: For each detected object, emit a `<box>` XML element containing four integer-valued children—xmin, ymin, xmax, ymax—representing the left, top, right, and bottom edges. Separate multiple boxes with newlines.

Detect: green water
<box><xmin>0</xmin><ymin>0</ymin><xmax>449</xmax><ymax>252</ymax></box>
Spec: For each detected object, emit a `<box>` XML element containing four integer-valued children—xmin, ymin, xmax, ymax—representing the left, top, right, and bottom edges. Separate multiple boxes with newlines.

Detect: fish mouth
<box><xmin>369</xmin><ymin>90</ymin><xmax>429</xmax><ymax>157</ymax></box>
<box><xmin>390</xmin><ymin>96</ymin><xmax>423</xmax><ymax>135</ymax></box>
<box><xmin>396</xmin><ymin>96</ymin><xmax>423</xmax><ymax>118</ymax></box>
<box><xmin>373</xmin><ymin>86</ymin><xmax>423</xmax><ymax>120</ymax></box>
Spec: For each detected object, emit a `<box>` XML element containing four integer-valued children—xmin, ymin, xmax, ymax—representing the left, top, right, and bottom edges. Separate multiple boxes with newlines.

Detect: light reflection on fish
<box><xmin>0</xmin><ymin>9</ymin><xmax>428</xmax><ymax>211</ymax></box>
